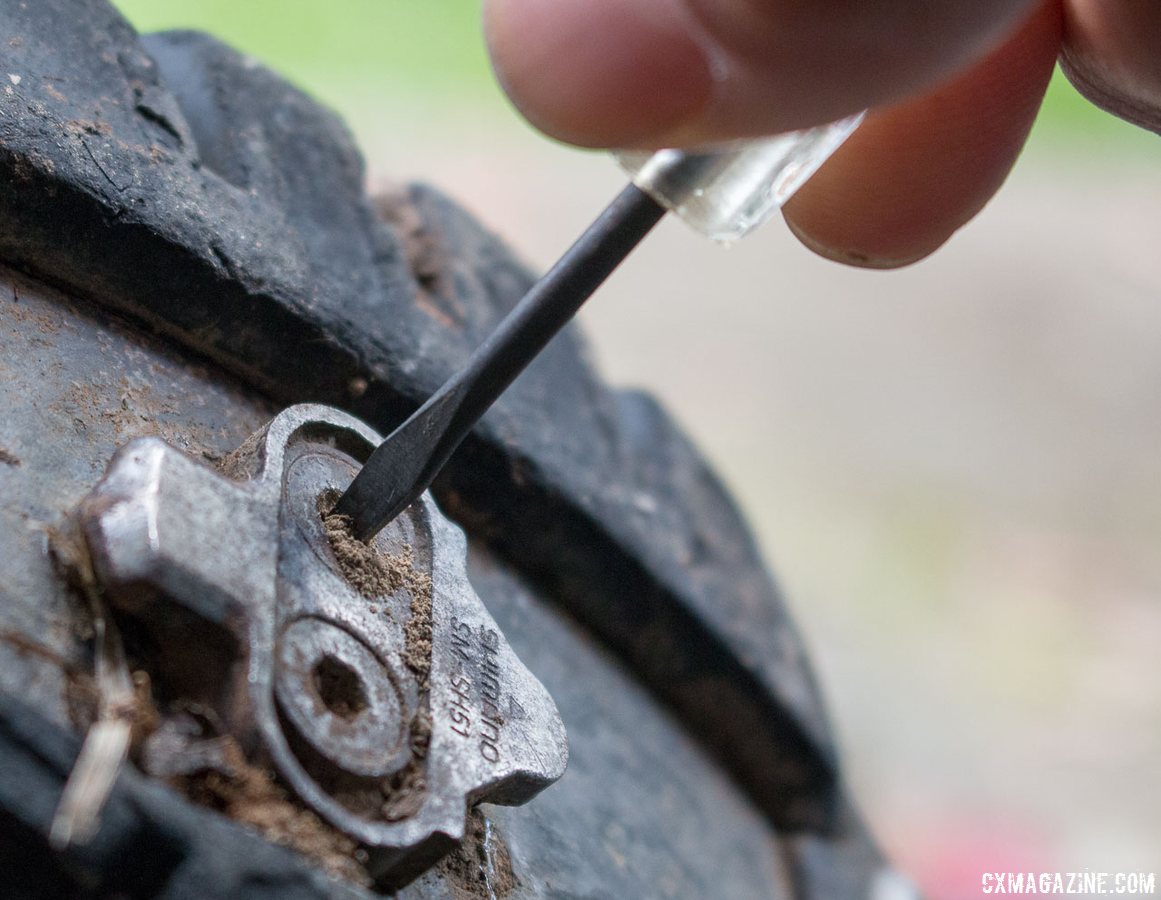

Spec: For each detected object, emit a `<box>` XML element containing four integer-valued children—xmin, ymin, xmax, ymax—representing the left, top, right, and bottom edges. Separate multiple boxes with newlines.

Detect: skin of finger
<box><xmin>781</xmin><ymin>1</ymin><xmax>1062</xmax><ymax>268</ymax></box>
<box><xmin>483</xmin><ymin>0</ymin><xmax>714</xmax><ymax>147</ymax></box>
<box><xmin>678</xmin><ymin>0</ymin><xmax>1043</xmax><ymax>141</ymax></box>
<box><xmin>483</xmin><ymin>0</ymin><xmax>1038</xmax><ymax>148</ymax></box>
<box><xmin>1060</xmin><ymin>0</ymin><xmax>1161</xmax><ymax>132</ymax></box>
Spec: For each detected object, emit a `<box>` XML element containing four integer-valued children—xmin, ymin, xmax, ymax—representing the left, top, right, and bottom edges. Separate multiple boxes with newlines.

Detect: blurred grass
<box><xmin>113</xmin><ymin>1</ymin><xmax>1154</xmax><ymax>156</ymax></box>
<box><xmin>111</xmin><ymin>1</ymin><xmax>495</xmax><ymax>105</ymax></box>
<box><xmin>1034</xmin><ymin>68</ymin><xmax>1156</xmax><ymax>158</ymax></box>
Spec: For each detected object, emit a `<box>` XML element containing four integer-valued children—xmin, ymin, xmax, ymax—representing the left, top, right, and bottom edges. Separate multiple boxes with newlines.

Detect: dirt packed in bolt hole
<box><xmin>318</xmin><ymin>490</ymin><xmax>435</xmax><ymax>821</ymax></box>
<box><xmin>318</xmin><ymin>490</ymin><xmax>433</xmax><ymax>687</ymax></box>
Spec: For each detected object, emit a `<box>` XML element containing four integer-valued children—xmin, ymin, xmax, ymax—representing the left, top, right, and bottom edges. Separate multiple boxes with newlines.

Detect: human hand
<box><xmin>484</xmin><ymin>1</ymin><xmax>1161</xmax><ymax>267</ymax></box>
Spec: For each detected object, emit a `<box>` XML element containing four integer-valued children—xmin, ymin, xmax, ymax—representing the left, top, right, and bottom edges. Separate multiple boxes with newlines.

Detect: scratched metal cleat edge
<box><xmin>75</xmin><ymin>403</ymin><xmax>568</xmax><ymax>870</ymax></box>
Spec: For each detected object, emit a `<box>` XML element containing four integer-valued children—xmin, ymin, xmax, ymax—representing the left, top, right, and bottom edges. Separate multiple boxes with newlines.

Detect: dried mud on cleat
<box><xmin>76</xmin><ymin>404</ymin><xmax>568</xmax><ymax>883</ymax></box>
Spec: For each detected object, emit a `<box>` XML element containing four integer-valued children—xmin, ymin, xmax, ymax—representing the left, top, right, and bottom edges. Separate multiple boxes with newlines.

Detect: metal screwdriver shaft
<box><xmin>334</xmin><ymin>183</ymin><xmax>667</xmax><ymax>541</ymax></box>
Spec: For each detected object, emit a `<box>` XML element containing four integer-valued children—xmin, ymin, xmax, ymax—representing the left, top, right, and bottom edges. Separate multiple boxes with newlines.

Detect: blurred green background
<box><xmin>114</xmin><ymin>1</ymin><xmax>500</xmax><ymax>122</ymax></box>
<box><xmin>109</xmin><ymin>3</ymin><xmax>1161</xmax><ymax>899</ymax></box>
<box><xmin>113</xmin><ymin>0</ymin><xmax>1154</xmax><ymax>156</ymax></box>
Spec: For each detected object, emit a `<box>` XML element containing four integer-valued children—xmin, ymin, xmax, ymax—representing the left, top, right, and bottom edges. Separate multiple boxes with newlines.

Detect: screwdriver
<box><xmin>333</xmin><ymin>113</ymin><xmax>863</xmax><ymax>541</ymax></box>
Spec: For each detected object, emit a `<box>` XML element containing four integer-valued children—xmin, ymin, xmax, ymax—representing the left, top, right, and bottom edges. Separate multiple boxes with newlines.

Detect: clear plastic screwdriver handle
<box><xmin>615</xmin><ymin>112</ymin><xmax>864</xmax><ymax>242</ymax></box>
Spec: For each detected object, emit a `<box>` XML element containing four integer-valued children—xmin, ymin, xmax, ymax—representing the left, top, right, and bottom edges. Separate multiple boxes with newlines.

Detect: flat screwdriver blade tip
<box><xmin>335</xmin><ymin>184</ymin><xmax>666</xmax><ymax>542</ymax></box>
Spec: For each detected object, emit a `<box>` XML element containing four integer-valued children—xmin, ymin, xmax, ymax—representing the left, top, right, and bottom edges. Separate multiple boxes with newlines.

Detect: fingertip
<box><xmin>785</xmin><ymin>217</ymin><xmax>938</xmax><ymax>269</ymax></box>
<box><xmin>483</xmin><ymin>0</ymin><xmax>715</xmax><ymax>148</ymax></box>
<box><xmin>782</xmin><ymin>1</ymin><xmax>1062</xmax><ymax>269</ymax></box>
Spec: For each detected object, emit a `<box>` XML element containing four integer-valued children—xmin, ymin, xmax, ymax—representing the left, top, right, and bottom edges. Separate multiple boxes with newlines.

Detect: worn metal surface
<box><xmin>0</xmin><ymin>2</ymin><xmax>838</xmax><ymax>829</ymax></box>
<box><xmin>0</xmin><ymin>271</ymin><xmax>788</xmax><ymax>898</ymax></box>
<box><xmin>0</xmin><ymin>1</ymin><xmax>895</xmax><ymax>894</ymax></box>
<box><xmin>0</xmin><ymin>266</ymin><xmax>887</xmax><ymax>896</ymax></box>
<box><xmin>77</xmin><ymin>404</ymin><xmax>567</xmax><ymax>874</ymax></box>
<box><xmin>404</xmin><ymin>543</ymin><xmax>805</xmax><ymax>900</ymax></box>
